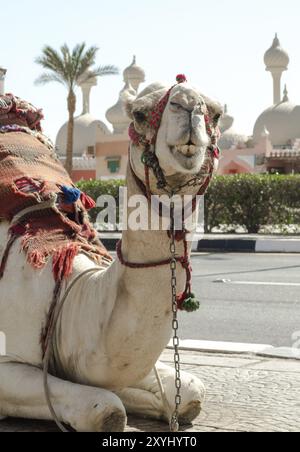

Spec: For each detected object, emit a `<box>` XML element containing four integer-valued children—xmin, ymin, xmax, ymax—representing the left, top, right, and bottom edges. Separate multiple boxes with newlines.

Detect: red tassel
<box><xmin>176</xmin><ymin>292</ymin><xmax>186</xmax><ymax>311</ymax></box>
<box><xmin>176</xmin><ymin>74</ymin><xmax>187</xmax><ymax>84</ymax></box>
<box><xmin>52</xmin><ymin>243</ymin><xmax>79</xmax><ymax>281</ymax></box>
<box><xmin>26</xmin><ymin>249</ymin><xmax>47</xmax><ymax>269</ymax></box>
<box><xmin>80</xmin><ymin>192</ymin><xmax>96</xmax><ymax>210</ymax></box>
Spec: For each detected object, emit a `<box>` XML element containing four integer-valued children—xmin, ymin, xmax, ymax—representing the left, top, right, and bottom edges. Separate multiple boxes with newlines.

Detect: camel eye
<box><xmin>133</xmin><ymin>111</ymin><xmax>146</xmax><ymax>123</ymax></box>
<box><xmin>198</xmin><ymin>103</ymin><xmax>207</xmax><ymax>115</ymax></box>
<box><xmin>170</xmin><ymin>102</ymin><xmax>182</xmax><ymax>109</ymax></box>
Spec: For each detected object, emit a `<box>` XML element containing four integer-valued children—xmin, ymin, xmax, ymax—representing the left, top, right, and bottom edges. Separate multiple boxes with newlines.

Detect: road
<box><xmin>177</xmin><ymin>253</ymin><xmax>300</xmax><ymax>347</ymax></box>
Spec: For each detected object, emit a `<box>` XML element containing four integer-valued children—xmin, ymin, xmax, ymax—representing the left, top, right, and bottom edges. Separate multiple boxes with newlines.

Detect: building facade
<box><xmin>219</xmin><ymin>34</ymin><xmax>300</xmax><ymax>175</ymax></box>
<box><xmin>1</xmin><ymin>37</ymin><xmax>299</xmax><ymax>180</ymax></box>
<box><xmin>55</xmin><ymin>56</ymin><xmax>145</xmax><ymax>181</ymax></box>
<box><xmin>54</xmin><ymin>35</ymin><xmax>300</xmax><ymax>179</ymax></box>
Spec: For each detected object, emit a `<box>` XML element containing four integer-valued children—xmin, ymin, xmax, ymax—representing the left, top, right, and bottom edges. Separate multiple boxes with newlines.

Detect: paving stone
<box><xmin>162</xmin><ymin>350</ymin><xmax>262</xmax><ymax>369</ymax></box>
<box><xmin>1</xmin><ymin>352</ymin><xmax>299</xmax><ymax>433</ymax></box>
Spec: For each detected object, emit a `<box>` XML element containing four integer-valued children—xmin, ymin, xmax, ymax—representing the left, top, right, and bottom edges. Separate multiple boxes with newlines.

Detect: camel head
<box><xmin>123</xmin><ymin>77</ymin><xmax>223</xmax><ymax>194</ymax></box>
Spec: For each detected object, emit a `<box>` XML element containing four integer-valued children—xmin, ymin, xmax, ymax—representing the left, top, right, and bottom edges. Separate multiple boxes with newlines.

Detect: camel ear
<box><xmin>202</xmin><ymin>95</ymin><xmax>223</xmax><ymax>126</ymax></box>
<box><xmin>122</xmin><ymin>86</ymin><xmax>169</xmax><ymax>133</ymax></box>
<box><xmin>121</xmin><ymin>84</ymin><xmax>137</xmax><ymax>119</ymax></box>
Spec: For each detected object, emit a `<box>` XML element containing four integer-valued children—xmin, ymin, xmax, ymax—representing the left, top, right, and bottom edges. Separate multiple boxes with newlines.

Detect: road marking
<box><xmin>214</xmin><ymin>279</ymin><xmax>300</xmax><ymax>287</ymax></box>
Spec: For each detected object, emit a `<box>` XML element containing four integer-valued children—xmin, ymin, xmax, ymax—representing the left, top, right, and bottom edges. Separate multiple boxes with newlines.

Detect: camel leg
<box><xmin>0</xmin><ymin>362</ymin><xmax>126</xmax><ymax>432</ymax></box>
<box><xmin>116</xmin><ymin>361</ymin><xmax>205</xmax><ymax>424</ymax></box>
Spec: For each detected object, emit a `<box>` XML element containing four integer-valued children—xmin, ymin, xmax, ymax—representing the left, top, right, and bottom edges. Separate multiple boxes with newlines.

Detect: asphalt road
<box><xmin>178</xmin><ymin>253</ymin><xmax>300</xmax><ymax>347</ymax></box>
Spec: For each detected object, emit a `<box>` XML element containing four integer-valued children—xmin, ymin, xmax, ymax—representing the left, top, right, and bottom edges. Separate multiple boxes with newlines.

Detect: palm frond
<box><xmin>34</xmin><ymin>72</ymin><xmax>66</xmax><ymax>86</ymax></box>
<box><xmin>35</xmin><ymin>43</ymin><xmax>119</xmax><ymax>90</ymax></box>
<box><xmin>72</xmin><ymin>43</ymin><xmax>87</xmax><ymax>82</ymax></box>
<box><xmin>93</xmin><ymin>65</ymin><xmax>119</xmax><ymax>77</ymax></box>
<box><xmin>60</xmin><ymin>44</ymin><xmax>75</xmax><ymax>88</ymax></box>
<box><xmin>79</xmin><ymin>65</ymin><xmax>119</xmax><ymax>84</ymax></box>
<box><xmin>76</xmin><ymin>46</ymin><xmax>99</xmax><ymax>79</ymax></box>
<box><xmin>35</xmin><ymin>47</ymin><xmax>66</xmax><ymax>83</ymax></box>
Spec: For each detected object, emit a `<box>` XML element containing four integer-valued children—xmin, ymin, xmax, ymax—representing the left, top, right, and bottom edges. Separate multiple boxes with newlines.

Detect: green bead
<box><xmin>182</xmin><ymin>294</ymin><xmax>200</xmax><ymax>313</ymax></box>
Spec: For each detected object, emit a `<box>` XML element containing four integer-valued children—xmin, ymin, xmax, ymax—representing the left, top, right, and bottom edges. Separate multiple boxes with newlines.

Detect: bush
<box><xmin>205</xmin><ymin>174</ymin><xmax>300</xmax><ymax>233</ymax></box>
<box><xmin>77</xmin><ymin>179</ymin><xmax>125</xmax><ymax>223</ymax></box>
<box><xmin>77</xmin><ymin>175</ymin><xmax>300</xmax><ymax>234</ymax></box>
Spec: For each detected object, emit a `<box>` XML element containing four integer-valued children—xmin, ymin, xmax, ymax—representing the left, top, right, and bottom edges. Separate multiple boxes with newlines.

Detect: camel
<box><xmin>0</xmin><ymin>77</ymin><xmax>222</xmax><ymax>432</ymax></box>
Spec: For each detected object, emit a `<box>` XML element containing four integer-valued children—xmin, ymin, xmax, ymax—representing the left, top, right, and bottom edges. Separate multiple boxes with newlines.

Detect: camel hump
<box><xmin>0</xmin><ymin>93</ymin><xmax>111</xmax><ymax>282</ymax></box>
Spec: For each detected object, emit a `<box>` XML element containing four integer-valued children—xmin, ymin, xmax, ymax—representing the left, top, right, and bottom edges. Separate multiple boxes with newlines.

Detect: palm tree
<box><xmin>35</xmin><ymin>43</ymin><xmax>119</xmax><ymax>175</ymax></box>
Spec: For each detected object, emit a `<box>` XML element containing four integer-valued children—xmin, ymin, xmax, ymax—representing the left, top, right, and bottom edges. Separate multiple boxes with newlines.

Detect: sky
<box><xmin>2</xmin><ymin>0</ymin><xmax>300</xmax><ymax>142</ymax></box>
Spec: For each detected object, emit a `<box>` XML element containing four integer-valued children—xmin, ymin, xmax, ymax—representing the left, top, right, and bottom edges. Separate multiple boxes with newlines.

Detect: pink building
<box><xmin>55</xmin><ymin>35</ymin><xmax>300</xmax><ymax>180</ymax></box>
<box><xmin>218</xmin><ymin>34</ymin><xmax>300</xmax><ymax>175</ymax></box>
<box><xmin>56</xmin><ymin>57</ymin><xmax>145</xmax><ymax>182</ymax></box>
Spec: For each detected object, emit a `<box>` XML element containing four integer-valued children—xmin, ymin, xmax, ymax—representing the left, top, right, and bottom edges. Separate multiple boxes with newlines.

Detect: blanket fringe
<box><xmin>26</xmin><ymin>248</ymin><xmax>48</xmax><ymax>269</ymax></box>
<box><xmin>52</xmin><ymin>243</ymin><xmax>79</xmax><ymax>282</ymax></box>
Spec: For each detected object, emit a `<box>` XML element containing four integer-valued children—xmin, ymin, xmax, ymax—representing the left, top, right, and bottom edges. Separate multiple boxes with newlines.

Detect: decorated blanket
<box><xmin>0</xmin><ymin>94</ymin><xmax>111</xmax><ymax>282</ymax></box>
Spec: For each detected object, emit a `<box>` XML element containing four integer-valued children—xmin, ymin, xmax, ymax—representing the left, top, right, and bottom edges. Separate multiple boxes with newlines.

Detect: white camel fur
<box><xmin>0</xmin><ymin>81</ymin><xmax>222</xmax><ymax>432</ymax></box>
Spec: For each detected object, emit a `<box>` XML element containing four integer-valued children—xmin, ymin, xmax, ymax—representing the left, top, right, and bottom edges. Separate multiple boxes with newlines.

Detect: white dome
<box><xmin>219</xmin><ymin>105</ymin><xmax>247</xmax><ymax>149</ymax></box>
<box><xmin>56</xmin><ymin>113</ymin><xmax>111</xmax><ymax>156</ymax></box>
<box><xmin>123</xmin><ymin>56</ymin><xmax>145</xmax><ymax>90</ymax></box>
<box><xmin>253</xmin><ymin>97</ymin><xmax>300</xmax><ymax>146</ymax></box>
<box><xmin>219</xmin><ymin>105</ymin><xmax>234</xmax><ymax>133</ymax></box>
<box><xmin>106</xmin><ymin>83</ymin><xmax>135</xmax><ymax>134</ymax></box>
<box><xmin>264</xmin><ymin>34</ymin><xmax>289</xmax><ymax>70</ymax></box>
<box><xmin>219</xmin><ymin>129</ymin><xmax>247</xmax><ymax>149</ymax></box>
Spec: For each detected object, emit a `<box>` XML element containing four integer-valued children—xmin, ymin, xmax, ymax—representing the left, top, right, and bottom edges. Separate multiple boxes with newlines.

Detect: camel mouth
<box><xmin>169</xmin><ymin>145</ymin><xmax>205</xmax><ymax>171</ymax></box>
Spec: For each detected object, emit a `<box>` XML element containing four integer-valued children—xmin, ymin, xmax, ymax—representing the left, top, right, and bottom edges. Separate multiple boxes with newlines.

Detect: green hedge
<box><xmin>77</xmin><ymin>179</ymin><xmax>125</xmax><ymax>223</ymax></box>
<box><xmin>77</xmin><ymin>175</ymin><xmax>300</xmax><ymax>234</ymax></box>
<box><xmin>205</xmin><ymin>174</ymin><xmax>300</xmax><ymax>233</ymax></box>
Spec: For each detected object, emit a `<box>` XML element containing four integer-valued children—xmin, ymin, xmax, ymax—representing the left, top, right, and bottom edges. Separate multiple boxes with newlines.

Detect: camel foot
<box><xmin>117</xmin><ymin>361</ymin><xmax>205</xmax><ymax>425</ymax></box>
<box><xmin>70</xmin><ymin>402</ymin><xmax>126</xmax><ymax>432</ymax></box>
<box><xmin>0</xmin><ymin>362</ymin><xmax>127</xmax><ymax>432</ymax></box>
<box><xmin>179</xmin><ymin>400</ymin><xmax>202</xmax><ymax>425</ymax></box>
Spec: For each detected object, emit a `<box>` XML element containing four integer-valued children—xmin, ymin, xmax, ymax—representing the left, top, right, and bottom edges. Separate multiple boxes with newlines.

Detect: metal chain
<box><xmin>169</xmin><ymin>198</ymin><xmax>182</xmax><ymax>433</ymax></box>
<box><xmin>163</xmin><ymin>169</ymin><xmax>213</xmax><ymax>196</ymax></box>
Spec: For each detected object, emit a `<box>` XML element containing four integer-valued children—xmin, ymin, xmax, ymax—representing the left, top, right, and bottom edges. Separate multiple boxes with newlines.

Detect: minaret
<box><xmin>264</xmin><ymin>34</ymin><xmax>289</xmax><ymax>105</ymax></box>
<box><xmin>219</xmin><ymin>104</ymin><xmax>234</xmax><ymax>133</ymax></box>
<box><xmin>106</xmin><ymin>57</ymin><xmax>146</xmax><ymax>134</ymax></box>
<box><xmin>79</xmin><ymin>75</ymin><xmax>97</xmax><ymax>115</ymax></box>
<box><xmin>0</xmin><ymin>67</ymin><xmax>7</xmax><ymax>95</ymax></box>
<box><xmin>123</xmin><ymin>56</ymin><xmax>145</xmax><ymax>91</ymax></box>
<box><xmin>282</xmin><ymin>84</ymin><xmax>289</xmax><ymax>102</ymax></box>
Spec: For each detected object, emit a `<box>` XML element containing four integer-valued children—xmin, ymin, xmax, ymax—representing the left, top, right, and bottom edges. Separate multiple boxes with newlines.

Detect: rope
<box><xmin>10</xmin><ymin>193</ymin><xmax>58</xmax><ymax>227</ymax></box>
<box><xmin>42</xmin><ymin>265</ymin><xmax>173</xmax><ymax>432</ymax></box>
<box><xmin>154</xmin><ymin>365</ymin><xmax>173</xmax><ymax>422</ymax></box>
<box><xmin>42</xmin><ymin>266</ymin><xmax>104</xmax><ymax>432</ymax></box>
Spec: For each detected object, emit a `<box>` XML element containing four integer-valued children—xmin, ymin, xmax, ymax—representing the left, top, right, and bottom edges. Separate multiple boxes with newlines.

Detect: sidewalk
<box><xmin>195</xmin><ymin>234</ymin><xmax>300</xmax><ymax>253</ymax></box>
<box><xmin>99</xmin><ymin>232</ymin><xmax>300</xmax><ymax>253</ymax></box>
<box><xmin>1</xmin><ymin>348</ymin><xmax>299</xmax><ymax>432</ymax></box>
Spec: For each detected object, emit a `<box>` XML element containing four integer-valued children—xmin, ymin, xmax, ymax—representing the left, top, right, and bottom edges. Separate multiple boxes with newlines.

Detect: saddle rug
<box><xmin>0</xmin><ymin>94</ymin><xmax>111</xmax><ymax>282</ymax></box>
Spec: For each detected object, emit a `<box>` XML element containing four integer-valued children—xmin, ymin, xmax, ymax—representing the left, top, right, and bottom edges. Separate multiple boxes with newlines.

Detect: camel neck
<box><xmin>120</xmin><ymin>164</ymin><xmax>190</xmax><ymax>264</ymax></box>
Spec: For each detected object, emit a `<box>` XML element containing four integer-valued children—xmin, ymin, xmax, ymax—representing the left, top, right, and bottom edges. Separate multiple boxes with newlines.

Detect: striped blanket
<box><xmin>0</xmin><ymin>94</ymin><xmax>111</xmax><ymax>282</ymax></box>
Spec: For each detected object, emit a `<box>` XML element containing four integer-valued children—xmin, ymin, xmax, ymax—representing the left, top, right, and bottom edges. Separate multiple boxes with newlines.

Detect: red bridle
<box><xmin>117</xmin><ymin>75</ymin><xmax>220</xmax><ymax>312</ymax></box>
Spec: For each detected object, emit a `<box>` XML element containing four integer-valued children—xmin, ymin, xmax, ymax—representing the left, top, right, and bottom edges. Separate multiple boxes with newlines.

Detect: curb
<box><xmin>99</xmin><ymin>235</ymin><xmax>300</xmax><ymax>254</ymax></box>
<box><xmin>196</xmin><ymin>238</ymin><xmax>300</xmax><ymax>253</ymax></box>
<box><xmin>101</xmin><ymin>238</ymin><xmax>119</xmax><ymax>252</ymax></box>
<box><xmin>167</xmin><ymin>339</ymin><xmax>300</xmax><ymax>360</ymax></box>
<box><xmin>195</xmin><ymin>239</ymin><xmax>256</xmax><ymax>253</ymax></box>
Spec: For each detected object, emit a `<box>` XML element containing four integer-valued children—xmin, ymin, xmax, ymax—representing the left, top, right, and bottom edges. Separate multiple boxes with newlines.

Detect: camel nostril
<box><xmin>187</xmin><ymin>140</ymin><xmax>194</xmax><ymax>146</ymax></box>
<box><xmin>175</xmin><ymin>144</ymin><xmax>197</xmax><ymax>157</ymax></box>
